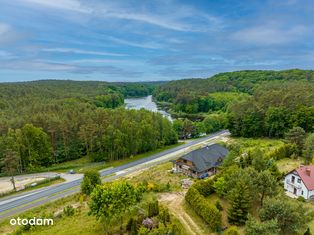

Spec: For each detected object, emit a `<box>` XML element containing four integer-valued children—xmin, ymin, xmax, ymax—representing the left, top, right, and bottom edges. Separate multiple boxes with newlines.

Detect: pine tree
<box><xmin>304</xmin><ymin>227</ymin><xmax>311</xmax><ymax>235</ymax></box>
<box><xmin>148</xmin><ymin>200</ymin><xmax>159</xmax><ymax>217</ymax></box>
<box><xmin>228</xmin><ymin>179</ymin><xmax>252</xmax><ymax>225</ymax></box>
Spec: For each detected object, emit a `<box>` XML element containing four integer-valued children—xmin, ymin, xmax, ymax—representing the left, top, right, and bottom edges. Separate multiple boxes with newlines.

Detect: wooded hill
<box><xmin>154</xmin><ymin>69</ymin><xmax>314</xmax><ymax>138</ymax></box>
<box><xmin>0</xmin><ymin>80</ymin><xmax>176</xmax><ymax>174</ymax></box>
<box><xmin>154</xmin><ymin>69</ymin><xmax>314</xmax><ymax>101</ymax></box>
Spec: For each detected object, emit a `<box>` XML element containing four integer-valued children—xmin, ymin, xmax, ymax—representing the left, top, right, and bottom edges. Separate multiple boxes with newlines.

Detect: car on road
<box><xmin>68</xmin><ymin>169</ymin><xmax>76</xmax><ymax>174</ymax></box>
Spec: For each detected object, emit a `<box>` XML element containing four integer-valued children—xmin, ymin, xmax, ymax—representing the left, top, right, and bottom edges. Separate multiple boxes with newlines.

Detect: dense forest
<box><xmin>0</xmin><ymin>80</ymin><xmax>176</xmax><ymax>174</ymax></box>
<box><xmin>1</xmin><ymin>69</ymin><xmax>314</xmax><ymax>173</ymax></box>
<box><xmin>154</xmin><ymin>69</ymin><xmax>314</xmax><ymax>138</ymax></box>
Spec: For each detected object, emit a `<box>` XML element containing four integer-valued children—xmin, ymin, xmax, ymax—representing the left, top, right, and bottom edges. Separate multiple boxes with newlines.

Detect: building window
<box><xmin>302</xmin><ymin>190</ymin><xmax>304</xmax><ymax>195</ymax></box>
<box><xmin>292</xmin><ymin>176</ymin><xmax>295</xmax><ymax>183</ymax></box>
<box><xmin>297</xmin><ymin>178</ymin><xmax>301</xmax><ymax>183</ymax></box>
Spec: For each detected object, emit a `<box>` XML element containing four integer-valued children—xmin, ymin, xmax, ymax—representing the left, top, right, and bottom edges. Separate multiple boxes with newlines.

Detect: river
<box><xmin>125</xmin><ymin>95</ymin><xmax>172</xmax><ymax>121</ymax></box>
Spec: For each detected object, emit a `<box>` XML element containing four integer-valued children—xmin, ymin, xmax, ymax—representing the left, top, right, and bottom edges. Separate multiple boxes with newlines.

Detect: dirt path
<box><xmin>158</xmin><ymin>192</ymin><xmax>205</xmax><ymax>235</ymax></box>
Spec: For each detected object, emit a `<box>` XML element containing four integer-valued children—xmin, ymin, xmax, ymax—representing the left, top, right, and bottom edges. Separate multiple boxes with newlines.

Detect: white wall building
<box><xmin>284</xmin><ymin>165</ymin><xmax>314</xmax><ymax>200</ymax></box>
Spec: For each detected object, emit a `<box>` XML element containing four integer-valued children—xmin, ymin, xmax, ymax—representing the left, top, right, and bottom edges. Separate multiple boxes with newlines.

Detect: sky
<box><xmin>0</xmin><ymin>0</ymin><xmax>313</xmax><ymax>82</ymax></box>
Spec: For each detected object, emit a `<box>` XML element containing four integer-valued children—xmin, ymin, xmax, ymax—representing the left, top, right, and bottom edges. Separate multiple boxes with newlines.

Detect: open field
<box><xmin>276</xmin><ymin>158</ymin><xmax>303</xmax><ymax>174</ymax></box>
<box><xmin>228</xmin><ymin>137</ymin><xmax>285</xmax><ymax>153</ymax></box>
<box><xmin>127</xmin><ymin>162</ymin><xmax>187</xmax><ymax>191</ymax></box>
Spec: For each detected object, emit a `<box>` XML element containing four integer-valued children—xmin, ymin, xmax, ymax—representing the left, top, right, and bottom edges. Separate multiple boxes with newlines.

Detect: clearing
<box><xmin>158</xmin><ymin>192</ymin><xmax>208</xmax><ymax>235</ymax></box>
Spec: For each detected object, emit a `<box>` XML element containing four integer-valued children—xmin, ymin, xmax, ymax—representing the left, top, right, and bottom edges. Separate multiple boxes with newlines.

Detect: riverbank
<box><xmin>125</xmin><ymin>95</ymin><xmax>172</xmax><ymax>121</ymax></box>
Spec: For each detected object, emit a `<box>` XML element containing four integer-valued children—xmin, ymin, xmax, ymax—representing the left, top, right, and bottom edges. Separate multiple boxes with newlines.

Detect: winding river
<box><xmin>125</xmin><ymin>95</ymin><xmax>172</xmax><ymax>121</ymax></box>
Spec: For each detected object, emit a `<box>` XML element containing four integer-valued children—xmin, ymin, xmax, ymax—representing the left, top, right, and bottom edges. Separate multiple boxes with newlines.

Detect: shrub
<box><xmin>126</xmin><ymin>218</ymin><xmax>138</xmax><ymax>235</ymax></box>
<box><xmin>225</xmin><ymin>226</ymin><xmax>240</xmax><ymax>235</ymax></box>
<box><xmin>304</xmin><ymin>228</ymin><xmax>311</xmax><ymax>235</ymax></box>
<box><xmin>185</xmin><ymin>186</ymin><xmax>222</xmax><ymax>231</ymax></box>
<box><xmin>193</xmin><ymin>179</ymin><xmax>215</xmax><ymax>197</ymax></box>
<box><xmin>148</xmin><ymin>200</ymin><xmax>159</xmax><ymax>217</ymax></box>
<box><xmin>63</xmin><ymin>205</ymin><xmax>75</xmax><ymax>216</ymax></box>
<box><xmin>267</xmin><ymin>144</ymin><xmax>297</xmax><ymax>160</ymax></box>
<box><xmin>159</xmin><ymin>205</ymin><xmax>171</xmax><ymax>225</ymax></box>
<box><xmin>215</xmin><ymin>200</ymin><xmax>223</xmax><ymax>211</ymax></box>
<box><xmin>297</xmin><ymin>196</ymin><xmax>306</xmax><ymax>202</ymax></box>
<box><xmin>81</xmin><ymin>170</ymin><xmax>101</xmax><ymax>195</ymax></box>
<box><xmin>244</xmin><ymin>215</ymin><xmax>279</xmax><ymax>235</ymax></box>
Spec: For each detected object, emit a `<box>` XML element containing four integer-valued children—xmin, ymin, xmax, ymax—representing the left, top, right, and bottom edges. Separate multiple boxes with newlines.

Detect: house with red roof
<box><xmin>284</xmin><ymin>165</ymin><xmax>314</xmax><ymax>199</ymax></box>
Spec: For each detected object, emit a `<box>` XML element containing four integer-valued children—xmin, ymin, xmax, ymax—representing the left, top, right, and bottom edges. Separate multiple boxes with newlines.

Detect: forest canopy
<box><xmin>154</xmin><ymin>69</ymin><xmax>314</xmax><ymax>138</ymax></box>
<box><xmin>0</xmin><ymin>80</ymin><xmax>176</xmax><ymax>174</ymax></box>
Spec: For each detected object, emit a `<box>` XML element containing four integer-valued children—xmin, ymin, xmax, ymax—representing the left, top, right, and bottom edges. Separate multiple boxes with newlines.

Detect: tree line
<box><xmin>0</xmin><ymin>108</ymin><xmax>177</xmax><ymax>174</ymax></box>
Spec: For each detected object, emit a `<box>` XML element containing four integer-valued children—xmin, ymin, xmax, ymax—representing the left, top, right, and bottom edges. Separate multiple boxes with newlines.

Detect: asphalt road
<box><xmin>0</xmin><ymin>130</ymin><xmax>230</xmax><ymax>220</ymax></box>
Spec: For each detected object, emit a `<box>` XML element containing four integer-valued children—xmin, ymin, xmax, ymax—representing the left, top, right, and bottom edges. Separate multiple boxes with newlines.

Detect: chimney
<box><xmin>306</xmin><ymin>168</ymin><xmax>311</xmax><ymax>176</ymax></box>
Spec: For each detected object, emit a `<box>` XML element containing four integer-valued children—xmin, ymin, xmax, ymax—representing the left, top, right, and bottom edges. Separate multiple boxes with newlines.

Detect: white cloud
<box><xmin>0</xmin><ymin>59</ymin><xmax>142</xmax><ymax>77</ymax></box>
<box><xmin>70</xmin><ymin>58</ymin><xmax>144</xmax><ymax>66</ymax></box>
<box><xmin>102</xmin><ymin>11</ymin><xmax>194</xmax><ymax>32</ymax></box>
<box><xmin>0</xmin><ymin>60</ymin><xmax>76</xmax><ymax>71</ymax></box>
<box><xmin>42</xmin><ymin>48</ymin><xmax>127</xmax><ymax>56</ymax></box>
<box><xmin>232</xmin><ymin>25</ymin><xmax>306</xmax><ymax>45</ymax></box>
<box><xmin>0</xmin><ymin>50</ymin><xmax>16</xmax><ymax>59</ymax></box>
<box><xmin>108</xmin><ymin>36</ymin><xmax>163</xmax><ymax>49</ymax></box>
<box><xmin>0</xmin><ymin>23</ymin><xmax>10</xmax><ymax>35</ymax></box>
<box><xmin>0</xmin><ymin>23</ymin><xmax>23</xmax><ymax>43</ymax></box>
<box><xmin>22</xmin><ymin>0</ymin><xmax>90</xmax><ymax>13</ymax></box>
<box><xmin>20</xmin><ymin>0</ymin><xmax>220</xmax><ymax>32</ymax></box>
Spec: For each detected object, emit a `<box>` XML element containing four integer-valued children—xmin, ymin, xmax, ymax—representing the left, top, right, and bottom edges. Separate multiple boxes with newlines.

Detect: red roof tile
<box><xmin>296</xmin><ymin>165</ymin><xmax>314</xmax><ymax>191</ymax></box>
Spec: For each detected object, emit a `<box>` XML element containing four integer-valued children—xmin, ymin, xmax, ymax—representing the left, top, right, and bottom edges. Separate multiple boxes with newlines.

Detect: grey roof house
<box><xmin>173</xmin><ymin>144</ymin><xmax>229</xmax><ymax>178</ymax></box>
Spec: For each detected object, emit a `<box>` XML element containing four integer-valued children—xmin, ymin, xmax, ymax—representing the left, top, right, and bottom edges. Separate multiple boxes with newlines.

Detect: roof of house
<box><xmin>294</xmin><ymin>165</ymin><xmax>314</xmax><ymax>191</ymax></box>
<box><xmin>178</xmin><ymin>144</ymin><xmax>229</xmax><ymax>172</ymax></box>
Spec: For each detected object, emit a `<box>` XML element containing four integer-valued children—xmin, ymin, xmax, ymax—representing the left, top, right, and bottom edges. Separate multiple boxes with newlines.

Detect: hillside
<box><xmin>154</xmin><ymin>69</ymin><xmax>314</xmax><ymax>102</ymax></box>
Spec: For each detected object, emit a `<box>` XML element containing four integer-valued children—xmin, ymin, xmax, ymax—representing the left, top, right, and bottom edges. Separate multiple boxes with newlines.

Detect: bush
<box><xmin>215</xmin><ymin>200</ymin><xmax>223</xmax><ymax>211</ymax></box>
<box><xmin>126</xmin><ymin>218</ymin><xmax>138</xmax><ymax>235</ymax></box>
<box><xmin>63</xmin><ymin>205</ymin><xmax>75</xmax><ymax>216</ymax></box>
<box><xmin>159</xmin><ymin>205</ymin><xmax>171</xmax><ymax>225</ymax></box>
<box><xmin>297</xmin><ymin>196</ymin><xmax>306</xmax><ymax>202</ymax></box>
<box><xmin>193</xmin><ymin>179</ymin><xmax>215</xmax><ymax>197</ymax></box>
<box><xmin>304</xmin><ymin>228</ymin><xmax>312</xmax><ymax>235</ymax></box>
<box><xmin>81</xmin><ymin>170</ymin><xmax>101</xmax><ymax>195</ymax></box>
<box><xmin>225</xmin><ymin>226</ymin><xmax>240</xmax><ymax>235</ymax></box>
<box><xmin>185</xmin><ymin>186</ymin><xmax>222</xmax><ymax>231</ymax></box>
<box><xmin>148</xmin><ymin>200</ymin><xmax>159</xmax><ymax>217</ymax></box>
<box><xmin>267</xmin><ymin>144</ymin><xmax>297</xmax><ymax>160</ymax></box>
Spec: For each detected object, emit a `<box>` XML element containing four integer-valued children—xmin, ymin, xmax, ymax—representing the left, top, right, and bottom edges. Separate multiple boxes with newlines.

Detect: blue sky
<box><xmin>0</xmin><ymin>0</ymin><xmax>313</xmax><ymax>82</ymax></box>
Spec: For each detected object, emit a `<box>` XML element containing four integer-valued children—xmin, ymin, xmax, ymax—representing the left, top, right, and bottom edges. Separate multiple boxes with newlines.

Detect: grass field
<box><xmin>229</xmin><ymin>137</ymin><xmax>284</xmax><ymax>153</ymax></box>
<box><xmin>276</xmin><ymin>158</ymin><xmax>303</xmax><ymax>174</ymax></box>
<box><xmin>0</xmin><ymin>194</ymin><xmax>82</xmax><ymax>235</ymax></box>
<box><xmin>127</xmin><ymin>162</ymin><xmax>187</xmax><ymax>192</ymax></box>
